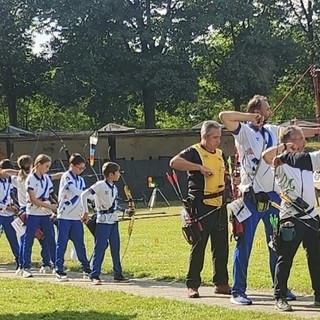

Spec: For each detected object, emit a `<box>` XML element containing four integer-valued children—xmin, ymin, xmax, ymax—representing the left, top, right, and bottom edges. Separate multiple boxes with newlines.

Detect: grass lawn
<box><xmin>0</xmin><ymin>279</ymin><xmax>310</xmax><ymax>320</ymax></box>
<box><xmin>0</xmin><ymin>203</ymin><xmax>316</xmax><ymax>319</ymax></box>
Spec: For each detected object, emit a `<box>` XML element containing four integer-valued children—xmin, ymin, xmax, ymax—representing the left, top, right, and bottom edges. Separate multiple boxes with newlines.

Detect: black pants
<box><xmin>186</xmin><ymin>202</ymin><xmax>229</xmax><ymax>288</ymax></box>
<box><xmin>274</xmin><ymin>216</ymin><xmax>320</xmax><ymax>300</ymax></box>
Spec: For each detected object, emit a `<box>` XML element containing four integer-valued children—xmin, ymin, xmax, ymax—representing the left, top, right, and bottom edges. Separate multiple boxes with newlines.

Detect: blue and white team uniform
<box><xmin>81</xmin><ymin>180</ymin><xmax>125</xmax><ymax>279</ymax></box>
<box><xmin>11</xmin><ymin>176</ymin><xmax>51</xmax><ymax>270</ymax></box>
<box><xmin>231</xmin><ymin>123</ymin><xmax>282</xmax><ymax>301</ymax></box>
<box><xmin>55</xmin><ymin>170</ymin><xmax>89</xmax><ymax>273</ymax></box>
<box><xmin>0</xmin><ymin>176</ymin><xmax>19</xmax><ymax>266</ymax></box>
<box><xmin>22</xmin><ymin>173</ymin><xmax>56</xmax><ymax>271</ymax></box>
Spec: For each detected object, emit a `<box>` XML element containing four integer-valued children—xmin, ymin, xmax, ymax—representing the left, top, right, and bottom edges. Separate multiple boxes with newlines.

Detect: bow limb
<box><xmin>272</xmin><ymin>65</ymin><xmax>313</xmax><ymax>118</ymax></box>
<box><xmin>50</xmin><ymin>128</ymin><xmax>70</xmax><ymax>170</ymax></box>
<box><xmin>120</xmin><ymin>176</ymin><xmax>136</xmax><ymax>262</ymax></box>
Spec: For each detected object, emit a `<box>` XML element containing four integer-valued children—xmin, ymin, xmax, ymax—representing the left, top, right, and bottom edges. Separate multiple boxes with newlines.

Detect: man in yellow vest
<box><xmin>170</xmin><ymin>120</ymin><xmax>230</xmax><ymax>298</ymax></box>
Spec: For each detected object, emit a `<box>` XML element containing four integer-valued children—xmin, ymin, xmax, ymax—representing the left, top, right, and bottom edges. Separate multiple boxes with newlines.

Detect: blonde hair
<box><xmin>17</xmin><ymin>155</ymin><xmax>33</xmax><ymax>181</ymax></box>
<box><xmin>32</xmin><ymin>154</ymin><xmax>52</xmax><ymax>172</ymax></box>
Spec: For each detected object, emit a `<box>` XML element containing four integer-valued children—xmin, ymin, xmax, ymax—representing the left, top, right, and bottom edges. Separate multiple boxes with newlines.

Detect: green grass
<box><xmin>0</xmin><ymin>279</ymin><xmax>309</xmax><ymax>320</ymax></box>
<box><xmin>0</xmin><ymin>204</ymin><xmax>313</xmax><ymax>293</ymax></box>
<box><xmin>0</xmin><ymin>204</ymin><xmax>316</xmax><ymax>319</ymax></box>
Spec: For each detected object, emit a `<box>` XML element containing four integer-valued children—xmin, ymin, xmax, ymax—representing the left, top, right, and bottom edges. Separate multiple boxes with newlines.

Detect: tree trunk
<box><xmin>5</xmin><ymin>93</ymin><xmax>18</xmax><ymax>127</ymax></box>
<box><xmin>142</xmin><ymin>87</ymin><xmax>156</xmax><ymax>129</ymax></box>
<box><xmin>233</xmin><ymin>95</ymin><xmax>241</xmax><ymax>111</ymax></box>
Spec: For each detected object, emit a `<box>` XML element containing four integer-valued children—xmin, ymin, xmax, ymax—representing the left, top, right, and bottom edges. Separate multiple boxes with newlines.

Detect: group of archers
<box><xmin>0</xmin><ymin>95</ymin><xmax>320</xmax><ymax>312</ymax></box>
<box><xmin>0</xmin><ymin>153</ymin><xmax>134</xmax><ymax>286</ymax></box>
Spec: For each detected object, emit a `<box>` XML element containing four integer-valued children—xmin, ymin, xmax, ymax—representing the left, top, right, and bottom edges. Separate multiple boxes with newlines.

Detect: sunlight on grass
<box><xmin>0</xmin><ymin>279</ymin><xmax>308</xmax><ymax>320</ymax></box>
<box><xmin>0</xmin><ymin>203</ymin><xmax>315</xmax><ymax>295</ymax></box>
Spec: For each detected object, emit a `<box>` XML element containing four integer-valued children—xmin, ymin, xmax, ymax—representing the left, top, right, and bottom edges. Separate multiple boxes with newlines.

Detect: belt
<box><xmin>189</xmin><ymin>190</ymin><xmax>225</xmax><ymax>200</ymax></box>
<box><xmin>99</xmin><ymin>209</ymin><xmax>113</xmax><ymax>214</ymax></box>
<box><xmin>202</xmin><ymin>190</ymin><xmax>225</xmax><ymax>199</ymax></box>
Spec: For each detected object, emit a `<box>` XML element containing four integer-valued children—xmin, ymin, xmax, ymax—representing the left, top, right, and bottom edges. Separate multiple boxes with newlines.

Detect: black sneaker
<box><xmin>91</xmin><ymin>276</ymin><xmax>102</xmax><ymax>285</ymax></box>
<box><xmin>114</xmin><ymin>274</ymin><xmax>129</xmax><ymax>282</ymax></box>
<box><xmin>275</xmin><ymin>298</ymin><xmax>292</xmax><ymax>312</ymax></box>
<box><xmin>83</xmin><ymin>268</ymin><xmax>91</xmax><ymax>278</ymax></box>
<box><xmin>55</xmin><ymin>271</ymin><xmax>69</xmax><ymax>282</ymax></box>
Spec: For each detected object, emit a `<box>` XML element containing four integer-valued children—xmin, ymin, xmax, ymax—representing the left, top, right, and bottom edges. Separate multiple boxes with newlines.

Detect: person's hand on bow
<box><xmin>125</xmin><ymin>208</ymin><xmax>135</xmax><ymax>217</ymax></box>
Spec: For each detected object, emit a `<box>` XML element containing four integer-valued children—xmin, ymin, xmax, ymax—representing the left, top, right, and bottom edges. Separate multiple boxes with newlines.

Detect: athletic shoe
<box><xmin>83</xmin><ymin>268</ymin><xmax>91</xmax><ymax>279</ymax></box>
<box><xmin>230</xmin><ymin>294</ymin><xmax>252</xmax><ymax>305</ymax></box>
<box><xmin>114</xmin><ymin>274</ymin><xmax>129</xmax><ymax>282</ymax></box>
<box><xmin>39</xmin><ymin>266</ymin><xmax>52</xmax><ymax>274</ymax></box>
<box><xmin>275</xmin><ymin>298</ymin><xmax>292</xmax><ymax>312</ymax></box>
<box><xmin>187</xmin><ymin>287</ymin><xmax>200</xmax><ymax>298</ymax></box>
<box><xmin>22</xmin><ymin>269</ymin><xmax>33</xmax><ymax>278</ymax></box>
<box><xmin>314</xmin><ymin>300</ymin><xmax>320</xmax><ymax>307</ymax></box>
<box><xmin>55</xmin><ymin>271</ymin><xmax>69</xmax><ymax>282</ymax></box>
<box><xmin>15</xmin><ymin>268</ymin><xmax>23</xmax><ymax>276</ymax></box>
<box><xmin>286</xmin><ymin>289</ymin><xmax>296</xmax><ymax>301</ymax></box>
<box><xmin>91</xmin><ymin>276</ymin><xmax>102</xmax><ymax>285</ymax></box>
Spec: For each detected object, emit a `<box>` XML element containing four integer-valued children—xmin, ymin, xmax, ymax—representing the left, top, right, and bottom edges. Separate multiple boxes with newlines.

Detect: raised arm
<box><xmin>279</xmin><ymin>152</ymin><xmax>314</xmax><ymax>171</ymax></box>
<box><xmin>262</xmin><ymin>142</ymin><xmax>297</xmax><ymax>165</ymax></box>
<box><xmin>0</xmin><ymin>169</ymin><xmax>18</xmax><ymax>178</ymax></box>
<box><xmin>219</xmin><ymin>111</ymin><xmax>264</xmax><ymax>132</ymax></box>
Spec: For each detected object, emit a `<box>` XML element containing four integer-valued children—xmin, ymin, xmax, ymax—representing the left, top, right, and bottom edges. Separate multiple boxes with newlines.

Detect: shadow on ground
<box><xmin>0</xmin><ymin>311</ymin><xmax>136</xmax><ymax>320</ymax></box>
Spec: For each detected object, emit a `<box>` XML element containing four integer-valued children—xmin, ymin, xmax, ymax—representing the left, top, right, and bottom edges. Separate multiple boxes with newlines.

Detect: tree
<box><xmin>0</xmin><ymin>1</ymin><xmax>48</xmax><ymax>127</ymax></box>
<box><xmin>201</xmin><ymin>0</ymin><xmax>302</xmax><ymax>111</ymax></box>
<box><xmin>38</xmin><ymin>0</ymin><xmax>220</xmax><ymax>128</ymax></box>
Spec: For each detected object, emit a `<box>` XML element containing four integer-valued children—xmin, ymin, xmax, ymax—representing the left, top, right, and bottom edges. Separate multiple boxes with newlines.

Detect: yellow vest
<box><xmin>193</xmin><ymin>144</ymin><xmax>225</xmax><ymax>206</ymax></box>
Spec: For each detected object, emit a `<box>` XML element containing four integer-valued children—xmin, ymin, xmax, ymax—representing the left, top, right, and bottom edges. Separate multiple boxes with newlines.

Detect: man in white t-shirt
<box><xmin>219</xmin><ymin>95</ymin><xmax>319</xmax><ymax>305</ymax></box>
<box><xmin>262</xmin><ymin>125</ymin><xmax>320</xmax><ymax>311</ymax></box>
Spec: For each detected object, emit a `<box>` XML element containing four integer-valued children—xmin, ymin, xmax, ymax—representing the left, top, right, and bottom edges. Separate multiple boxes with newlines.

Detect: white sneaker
<box><xmin>22</xmin><ymin>269</ymin><xmax>33</xmax><ymax>278</ymax></box>
<box><xmin>15</xmin><ymin>268</ymin><xmax>23</xmax><ymax>276</ymax></box>
<box><xmin>39</xmin><ymin>266</ymin><xmax>52</xmax><ymax>274</ymax></box>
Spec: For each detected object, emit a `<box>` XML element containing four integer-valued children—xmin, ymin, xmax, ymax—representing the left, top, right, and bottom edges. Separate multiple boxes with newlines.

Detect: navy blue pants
<box><xmin>18</xmin><ymin>235</ymin><xmax>51</xmax><ymax>268</ymax></box>
<box><xmin>231</xmin><ymin>191</ymin><xmax>280</xmax><ymax>296</ymax></box>
<box><xmin>90</xmin><ymin>222</ymin><xmax>122</xmax><ymax>278</ymax></box>
<box><xmin>55</xmin><ymin>219</ymin><xmax>89</xmax><ymax>272</ymax></box>
<box><xmin>22</xmin><ymin>215</ymin><xmax>56</xmax><ymax>269</ymax></box>
<box><xmin>0</xmin><ymin>215</ymin><xmax>19</xmax><ymax>265</ymax></box>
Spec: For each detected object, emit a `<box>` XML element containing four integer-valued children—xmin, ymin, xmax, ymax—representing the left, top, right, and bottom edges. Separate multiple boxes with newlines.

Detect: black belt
<box><xmin>202</xmin><ymin>190</ymin><xmax>225</xmax><ymax>199</ymax></box>
<box><xmin>99</xmin><ymin>209</ymin><xmax>113</xmax><ymax>214</ymax></box>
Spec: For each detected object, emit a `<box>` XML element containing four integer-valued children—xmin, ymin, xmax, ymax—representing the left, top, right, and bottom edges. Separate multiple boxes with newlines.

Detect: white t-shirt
<box><xmin>57</xmin><ymin>170</ymin><xmax>85</xmax><ymax>220</ymax></box>
<box><xmin>81</xmin><ymin>180</ymin><xmax>121</xmax><ymax>224</ymax></box>
<box><xmin>11</xmin><ymin>176</ymin><xmax>27</xmax><ymax>208</ymax></box>
<box><xmin>275</xmin><ymin>164</ymin><xmax>318</xmax><ymax>220</ymax></box>
<box><xmin>234</xmin><ymin>123</ymin><xmax>281</xmax><ymax>193</ymax></box>
<box><xmin>0</xmin><ymin>177</ymin><xmax>13</xmax><ymax>217</ymax></box>
<box><xmin>26</xmin><ymin>173</ymin><xmax>54</xmax><ymax>216</ymax></box>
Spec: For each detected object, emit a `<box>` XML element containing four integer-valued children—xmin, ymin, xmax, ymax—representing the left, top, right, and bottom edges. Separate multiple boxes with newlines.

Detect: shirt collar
<box><xmin>33</xmin><ymin>173</ymin><xmax>44</xmax><ymax>181</ymax></box>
